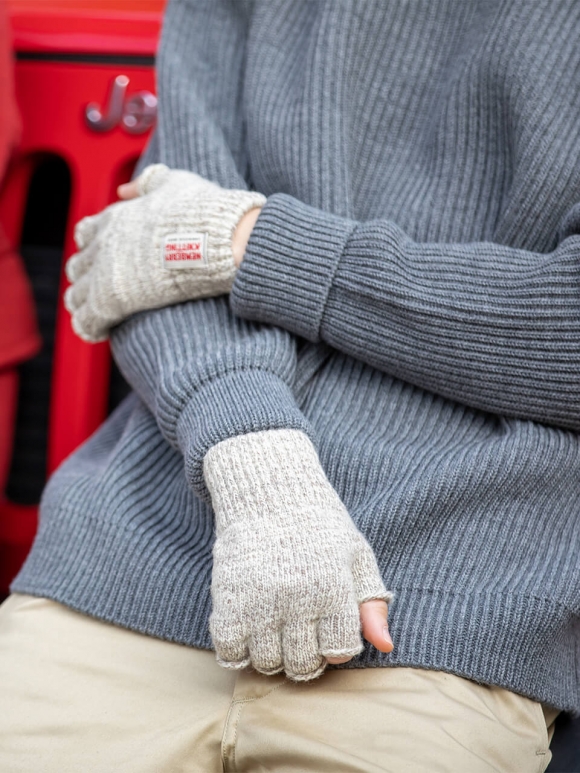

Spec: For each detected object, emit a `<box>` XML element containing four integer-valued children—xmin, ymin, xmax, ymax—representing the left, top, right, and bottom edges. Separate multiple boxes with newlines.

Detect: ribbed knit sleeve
<box><xmin>110</xmin><ymin>0</ymin><xmax>312</xmax><ymax>500</ymax></box>
<box><xmin>111</xmin><ymin>302</ymin><xmax>310</xmax><ymax>501</ymax></box>
<box><xmin>231</xmin><ymin>193</ymin><xmax>580</xmax><ymax>430</ymax></box>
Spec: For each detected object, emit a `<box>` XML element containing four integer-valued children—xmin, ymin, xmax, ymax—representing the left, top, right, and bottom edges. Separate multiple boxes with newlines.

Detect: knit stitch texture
<box><xmin>14</xmin><ymin>0</ymin><xmax>580</xmax><ymax>712</ymax></box>
<box><xmin>204</xmin><ymin>429</ymin><xmax>391</xmax><ymax>680</ymax></box>
<box><xmin>64</xmin><ymin>165</ymin><xmax>266</xmax><ymax>342</ymax></box>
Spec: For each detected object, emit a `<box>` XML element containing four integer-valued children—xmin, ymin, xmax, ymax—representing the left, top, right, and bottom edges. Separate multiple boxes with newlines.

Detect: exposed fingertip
<box><xmin>373</xmin><ymin>626</ymin><xmax>394</xmax><ymax>653</ymax></box>
<box><xmin>216</xmin><ymin>655</ymin><xmax>251</xmax><ymax>671</ymax></box>
<box><xmin>286</xmin><ymin>659</ymin><xmax>327</xmax><ymax>682</ymax></box>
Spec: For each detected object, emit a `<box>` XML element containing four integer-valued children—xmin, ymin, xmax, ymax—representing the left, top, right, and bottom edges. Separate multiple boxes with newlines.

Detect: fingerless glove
<box><xmin>204</xmin><ymin>429</ymin><xmax>393</xmax><ymax>681</ymax></box>
<box><xmin>65</xmin><ymin>164</ymin><xmax>265</xmax><ymax>342</ymax></box>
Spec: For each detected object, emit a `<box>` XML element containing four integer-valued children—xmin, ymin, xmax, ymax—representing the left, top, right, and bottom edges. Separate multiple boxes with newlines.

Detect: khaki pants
<box><xmin>0</xmin><ymin>594</ymin><xmax>558</xmax><ymax>772</ymax></box>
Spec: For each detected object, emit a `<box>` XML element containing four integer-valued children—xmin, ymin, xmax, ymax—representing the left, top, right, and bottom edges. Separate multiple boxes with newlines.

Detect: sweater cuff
<box><xmin>176</xmin><ymin>368</ymin><xmax>313</xmax><ymax>502</ymax></box>
<box><xmin>230</xmin><ymin>193</ymin><xmax>355</xmax><ymax>342</ymax></box>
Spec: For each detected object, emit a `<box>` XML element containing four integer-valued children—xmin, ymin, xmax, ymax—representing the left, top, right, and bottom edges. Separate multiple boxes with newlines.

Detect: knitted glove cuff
<box><xmin>197</xmin><ymin>188</ymin><xmax>267</xmax><ymax>294</ymax></box>
<box><xmin>151</xmin><ymin>179</ymin><xmax>266</xmax><ymax>296</ymax></box>
<box><xmin>204</xmin><ymin>428</ymin><xmax>346</xmax><ymax>531</ymax></box>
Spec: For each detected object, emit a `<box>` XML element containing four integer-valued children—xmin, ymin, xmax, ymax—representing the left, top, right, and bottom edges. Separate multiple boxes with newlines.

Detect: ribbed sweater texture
<box><xmin>14</xmin><ymin>0</ymin><xmax>580</xmax><ymax>712</ymax></box>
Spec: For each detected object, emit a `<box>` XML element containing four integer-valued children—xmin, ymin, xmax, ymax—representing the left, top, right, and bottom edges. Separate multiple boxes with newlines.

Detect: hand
<box><xmin>118</xmin><ymin>177</ymin><xmax>261</xmax><ymax>268</ymax></box>
<box><xmin>116</xmin><ymin>177</ymin><xmax>394</xmax><ymax>664</ymax></box>
<box><xmin>64</xmin><ymin>164</ymin><xmax>266</xmax><ymax>342</ymax></box>
<box><xmin>203</xmin><ymin>429</ymin><xmax>394</xmax><ymax>681</ymax></box>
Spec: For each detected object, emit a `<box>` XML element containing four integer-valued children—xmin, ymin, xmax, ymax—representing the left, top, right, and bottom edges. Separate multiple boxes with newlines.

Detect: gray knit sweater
<box><xmin>14</xmin><ymin>0</ymin><xmax>580</xmax><ymax>712</ymax></box>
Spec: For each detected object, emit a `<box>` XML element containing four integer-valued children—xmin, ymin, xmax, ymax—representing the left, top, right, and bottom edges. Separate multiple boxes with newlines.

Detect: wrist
<box><xmin>203</xmin><ymin>429</ymin><xmax>344</xmax><ymax>529</ymax></box>
<box><xmin>232</xmin><ymin>207</ymin><xmax>262</xmax><ymax>267</ymax></box>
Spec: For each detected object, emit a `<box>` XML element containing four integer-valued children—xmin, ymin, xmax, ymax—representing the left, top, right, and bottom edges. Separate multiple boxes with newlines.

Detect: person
<box><xmin>1</xmin><ymin>0</ymin><xmax>578</xmax><ymax>769</ymax></box>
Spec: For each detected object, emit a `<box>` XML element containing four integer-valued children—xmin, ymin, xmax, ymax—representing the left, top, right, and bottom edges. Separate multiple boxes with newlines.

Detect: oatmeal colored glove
<box><xmin>64</xmin><ymin>164</ymin><xmax>266</xmax><ymax>342</ymax></box>
<box><xmin>203</xmin><ymin>429</ymin><xmax>393</xmax><ymax>681</ymax></box>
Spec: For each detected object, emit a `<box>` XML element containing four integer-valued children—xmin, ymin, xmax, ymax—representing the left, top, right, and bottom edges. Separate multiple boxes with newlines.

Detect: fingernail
<box><xmin>383</xmin><ymin>626</ymin><xmax>393</xmax><ymax>646</ymax></box>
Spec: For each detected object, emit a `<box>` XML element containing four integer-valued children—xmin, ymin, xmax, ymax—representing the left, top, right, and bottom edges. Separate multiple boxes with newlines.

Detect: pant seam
<box><xmin>221</xmin><ymin>700</ymin><xmax>240</xmax><ymax>773</ymax></box>
<box><xmin>222</xmin><ymin>681</ymin><xmax>287</xmax><ymax>771</ymax></box>
<box><xmin>231</xmin><ymin>680</ymin><xmax>287</xmax><ymax>706</ymax></box>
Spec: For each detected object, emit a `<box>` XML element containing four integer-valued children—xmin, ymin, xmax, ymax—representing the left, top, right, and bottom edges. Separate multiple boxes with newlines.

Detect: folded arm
<box><xmin>231</xmin><ymin>193</ymin><xmax>580</xmax><ymax>430</ymax></box>
<box><xmin>101</xmin><ymin>0</ymin><xmax>304</xmax><ymax>501</ymax></box>
<box><xmin>110</xmin><ymin>299</ymin><xmax>309</xmax><ymax>501</ymax></box>
<box><xmin>83</xmin><ymin>0</ymin><xmax>392</xmax><ymax>675</ymax></box>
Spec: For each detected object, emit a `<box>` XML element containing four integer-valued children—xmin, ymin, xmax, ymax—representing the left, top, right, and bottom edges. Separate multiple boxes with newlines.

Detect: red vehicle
<box><xmin>0</xmin><ymin>0</ymin><xmax>165</xmax><ymax>591</ymax></box>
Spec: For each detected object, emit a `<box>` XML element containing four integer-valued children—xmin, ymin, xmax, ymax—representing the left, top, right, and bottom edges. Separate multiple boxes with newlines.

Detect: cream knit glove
<box><xmin>203</xmin><ymin>429</ymin><xmax>393</xmax><ymax>681</ymax></box>
<box><xmin>64</xmin><ymin>164</ymin><xmax>266</xmax><ymax>342</ymax></box>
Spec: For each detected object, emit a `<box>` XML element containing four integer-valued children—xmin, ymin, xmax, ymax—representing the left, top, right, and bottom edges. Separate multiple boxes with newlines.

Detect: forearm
<box><xmin>110</xmin><ymin>299</ymin><xmax>311</xmax><ymax>501</ymax></box>
<box><xmin>231</xmin><ymin>193</ymin><xmax>580</xmax><ymax>430</ymax></box>
<box><xmin>106</xmin><ymin>0</ymin><xmax>315</xmax><ymax>502</ymax></box>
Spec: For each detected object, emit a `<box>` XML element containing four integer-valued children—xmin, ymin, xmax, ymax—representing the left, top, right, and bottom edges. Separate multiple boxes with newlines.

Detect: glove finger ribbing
<box><xmin>211</xmin><ymin>619</ymin><xmax>251</xmax><ymax>670</ymax></box>
<box><xmin>64</xmin><ymin>270</ymin><xmax>92</xmax><ymax>312</ymax></box>
<box><xmin>136</xmin><ymin>162</ymin><xmax>171</xmax><ymax>195</ymax></box>
<box><xmin>249</xmin><ymin>629</ymin><xmax>284</xmax><ymax>675</ymax></box>
<box><xmin>73</xmin><ymin>213</ymin><xmax>101</xmax><ymax>250</ymax></box>
<box><xmin>318</xmin><ymin>608</ymin><xmax>363</xmax><ymax>660</ymax></box>
<box><xmin>69</xmin><ymin>291</ymin><xmax>111</xmax><ymax>343</ymax></box>
<box><xmin>65</xmin><ymin>241</ymin><xmax>98</xmax><ymax>282</ymax></box>
<box><xmin>352</xmin><ymin>537</ymin><xmax>394</xmax><ymax>605</ymax></box>
<box><xmin>282</xmin><ymin>620</ymin><xmax>325</xmax><ymax>680</ymax></box>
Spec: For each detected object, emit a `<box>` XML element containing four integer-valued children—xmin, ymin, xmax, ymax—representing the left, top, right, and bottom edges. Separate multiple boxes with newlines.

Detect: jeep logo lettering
<box><xmin>85</xmin><ymin>74</ymin><xmax>157</xmax><ymax>135</ymax></box>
